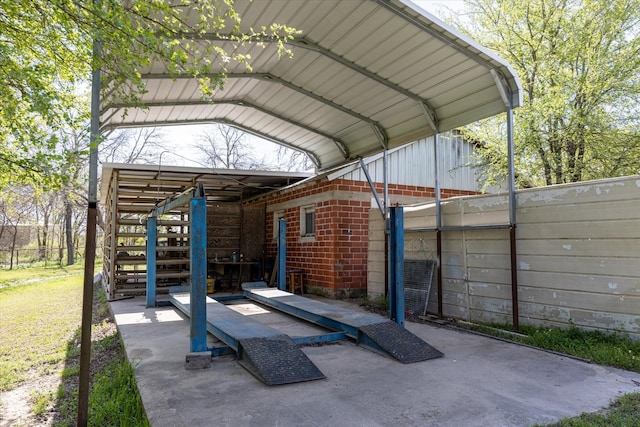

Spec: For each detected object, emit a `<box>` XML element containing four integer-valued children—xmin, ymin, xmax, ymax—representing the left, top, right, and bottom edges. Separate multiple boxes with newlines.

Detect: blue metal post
<box><xmin>146</xmin><ymin>216</ymin><xmax>157</xmax><ymax>308</ymax></box>
<box><xmin>389</xmin><ymin>207</ymin><xmax>405</xmax><ymax>327</ymax></box>
<box><xmin>277</xmin><ymin>218</ymin><xmax>286</xmax><ymax>291</ymax></box>
<box><xmin>190</xmin><ymin>197</ymin><xmax>208</xmax><ymax>352</ymax></box>
<box><xmin>389</xmin><ymin>232</ymin><xmax>396</xmax><ymax>322</ymax></box>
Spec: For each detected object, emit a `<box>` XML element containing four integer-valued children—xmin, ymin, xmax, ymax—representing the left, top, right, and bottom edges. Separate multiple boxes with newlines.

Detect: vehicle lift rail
<box><xmin>145</xmin><ymin>184</ymin><xmax>328</xmax><ymax>384</ymax></box>
<box><xmin>242</xmin><ymin>283</ymin><xmax>443</xmax><ymax>364</ymax></box>
<box><xmin>242</xmin><ymin>210</ymin><xmax>442</xmax><ymax>365</ymax></box>
<box><xmin>146</xmin><ymin>190</ymin><xmax>442</xmax><ymax>385</ymax></box>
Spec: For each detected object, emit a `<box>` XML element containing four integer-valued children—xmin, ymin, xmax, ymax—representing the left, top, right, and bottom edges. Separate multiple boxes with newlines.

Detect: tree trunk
<box><xmin>37</xmin><ymin>229</ymin><xmax>44</xmax><ymax>260</ymax></box>
<box><xmin>9</xmin><ymin>226</ymin><xmax>17</xmax><ymax>270</ymax></box>
<box><xmin>41</xmin><ymin>227</ymin><xmax>48</xmax><ymax>262</ymax></box>
<box><xmin>57</xmin><ymin>220</ymin><xmax>64</xmax><ymax>264</ymax></box>
<box><xmin>65</xmin><ymin>195</ymin><xmax>74</xmax><ymax>265</ymax></box>
<box><xmin>41</xmin><ymin>210</ymin><xmax>50</xmax><ymax>262</ymax></box>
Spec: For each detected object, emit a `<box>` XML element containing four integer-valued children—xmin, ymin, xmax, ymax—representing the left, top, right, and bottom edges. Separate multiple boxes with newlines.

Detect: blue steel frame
<box><xmin>146</xmin><ymin>216</ymin><xmax>157</xmax><ymax>308</ymax></box>
<box><xmin>189</xmin><ymin>196</ymin><xmax>208</xmax><ymax>352</ymax></box>
<box><xmin>144</xmin><ymin>185</ymin><xmax>208</xmax><ymax>353</ymax></box>
<box><xmin>242</xmin><ymin>288</ymin><xmax>408</xmax><ymax>360</ymax></box>
<box><xmin>389</xmin><ymin>207</ymin><xmax>405</xmax><ymax>327</ymax></box>
<box><xmin>170</xmin><ymin>293</ymin><xmax>347</xmax><ymax>354</ymax></box>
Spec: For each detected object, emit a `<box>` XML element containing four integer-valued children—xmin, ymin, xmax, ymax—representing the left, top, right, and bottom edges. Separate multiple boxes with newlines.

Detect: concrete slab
<box><xmin>111</xmin><ymin>296</ymin><xmax>640</xmax><ymax>427</ymax></box>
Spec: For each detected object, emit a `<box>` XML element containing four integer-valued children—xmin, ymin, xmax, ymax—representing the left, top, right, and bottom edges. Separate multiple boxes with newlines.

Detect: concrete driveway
<box><xmin>110</xmin><ymin>296</ymin><xmax>640</xmax><ymax>427</ymax></box>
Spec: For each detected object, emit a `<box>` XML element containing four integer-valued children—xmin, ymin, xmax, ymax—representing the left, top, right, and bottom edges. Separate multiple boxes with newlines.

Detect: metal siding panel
<box><xmin>322</xmin><ymin>3</ymin><xmax>381</xmax><ymax>50</ymax></box>
<box><xmin>414</xmin><ymin>62</ymin><xmax>486</xmax><ymax>99</ymax></box>
<box><xmin>275</xmin><ymin>53</ymin><xmax>323</xmax><ymax>84</ymax></box>
<box><xmin>378</xmin><ymin>37</ymin><xmax>441</xmax><ymax>79</ymax></box>
<box><xmin>351</xmin><ymin>21</ymin><xmax>415</xmax><ymax>69</ymax></box>
<box><xmin>430</xmin><ymin>73</ymin><xmax>497</xmax><ymax>105</ymax></box>
<box><xmin>395</xmin><ymin>47</ymin><xmax>461</xmax><ymax>87</ymax></box>
<box><xmin>331</xmin><ymin>136</ymin><xmax>482</xmax><ymax>191</ymax></box>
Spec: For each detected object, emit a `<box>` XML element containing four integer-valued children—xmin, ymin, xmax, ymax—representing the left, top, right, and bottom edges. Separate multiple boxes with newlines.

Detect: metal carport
<box><xmin>79</xmin><ymin>0</ymin><xmax>522</xmax><ymax>423</ymax></box>
<box><xmin>94</xmin><ymin>0</ymin><xmax>524</xmax><ymax>322</ymax></box>
<box><xmin>98</xmin><ymin>0</ymin><xmax>521</xmax><ymax>170</ymax></box>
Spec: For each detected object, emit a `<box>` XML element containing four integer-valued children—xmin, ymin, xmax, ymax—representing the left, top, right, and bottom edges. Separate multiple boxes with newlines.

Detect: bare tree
<box><xmin>274</xmin><ymin>146</ymin><xmax>315</xmax><ymax>172</ymax></box>
<box><xmin>100</xmin><ymin>127</ymin><xmax>167</xmax><ymax>164</ymax></box>
<box><xmin>196</xmin><ymin>125</ymin><xmax>269</xmax><ymax>169</ymax></box>
<box><xmin>56</xmin><ymin>126</ymin><xmax>89</xmax><ymax>265</ymax></box>
<box><xmin>0</xmin><ymin>186</ymin><xmax>35</xmax><ymax>269</ymax></box>
<box><xmin>34</xmin><ymin>191</ymin><xmax>58</xmax><ymax>261</ymax></box>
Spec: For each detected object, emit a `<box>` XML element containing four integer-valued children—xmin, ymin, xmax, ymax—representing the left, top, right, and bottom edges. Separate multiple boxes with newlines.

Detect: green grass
<box><xmin>0</xmin><ymin>262</ymin><xmax>148</xmax><ymax>426</ymax></box>
<box><xmin>0</xmin><ymin>272</ymin><xmax>84</xmax><ymax>390</ymax></box>
<box><xmin>357</xmin><ymin>293</ymin><xmax>390</xmax><ymax>313</ymax></box>
<box><xmin>89</xmin><ymin>358</ymin><xmax>149</xmax><ymax>426</ymax></box>
<box><xmin>0</xmin><ymin>262</ymin><xmax>85</xmax><ymax>287</ymax></box>
<box><xmin>31</xmin><ymin>390</ymin><xmax>53</xmax><ymax>417</ymax></box>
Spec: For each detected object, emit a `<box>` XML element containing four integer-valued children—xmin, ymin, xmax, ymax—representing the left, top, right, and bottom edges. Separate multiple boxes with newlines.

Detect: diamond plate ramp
<box><xmin>359</xmin><ymin>321</ymin><xmax>443</xmax><ymax>364</ymax></box>
<box><xmin>238</xmin><ymin>335</ymin><xmax>325</xmax><ymax>386</ymax></box>
<box><xmin>170</xmin><ymin>293</ymin><xmax>325</xmax><ymax>385</ymax></box>
<box><xmin>244</xmin><ymin>286</ymin><xmax>444</xmax><ymax>364</ymax></box>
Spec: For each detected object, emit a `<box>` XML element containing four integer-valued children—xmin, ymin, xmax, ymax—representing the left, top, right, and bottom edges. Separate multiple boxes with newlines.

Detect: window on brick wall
<box><xmin>300</xmin><ymin>205</ymin><xmax>315</xmax><ymax>239</ymax></box>
<box><xmin>272</xmin><ymin>210</ymin><xmax>285</xmax><ymax>240</ymax></box>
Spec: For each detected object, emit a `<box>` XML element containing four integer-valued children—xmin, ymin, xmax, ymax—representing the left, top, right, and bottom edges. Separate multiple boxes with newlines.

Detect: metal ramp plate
<box><xmin>238</xmin><ymin>335</ymin><xmax>325</xmax><ymax>385</ymax></box>
<box><xmin>359</xmin><ymin>321</ymin><xmax>443</xmax><ymax>363</ymax></box>
<box><xmin>170</xmin><ymin>293</ymin><xmax>325</xmax><ymax>385</ymax></box>
<box><xmin>243</xmin><ymin>284</ymin><xmax>443</xmax><ymax>363</ymax></box>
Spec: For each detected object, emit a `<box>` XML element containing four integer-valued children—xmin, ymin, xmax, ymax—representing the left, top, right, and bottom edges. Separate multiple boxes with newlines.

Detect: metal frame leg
<box><xmin>278</xmin><ymin>219</ymin><xmax>287</xmax><ymax>291</ymax></box>
<box><xmin>190</xmin><ymin>197</ymin><xmax>207</xmax><ymax>352</ymax></box>
<box><xmin>146</xmin><ymin>216</ymin><xmax>157</xmax><ymax>308</ymax></box>
<box><xmin>389</xmin><ymin>207</ymin><xmax>405</xmax><ymax>327</ymax></box>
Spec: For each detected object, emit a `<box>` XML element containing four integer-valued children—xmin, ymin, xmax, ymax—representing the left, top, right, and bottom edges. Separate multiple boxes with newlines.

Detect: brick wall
<box><xmin>245</xmin><ymin>177</ymin><xmax>476</xmax><ymax>298</ymax></box>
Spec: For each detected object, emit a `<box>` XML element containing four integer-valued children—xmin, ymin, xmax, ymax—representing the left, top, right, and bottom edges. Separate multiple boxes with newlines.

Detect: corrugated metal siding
<box><xmin>337</xmin><ymin>132</ymin><xmax>482</xmax><ymax>191</ymax></box>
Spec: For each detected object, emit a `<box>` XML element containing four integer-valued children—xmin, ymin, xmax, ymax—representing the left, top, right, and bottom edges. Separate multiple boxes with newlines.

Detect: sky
<box><xmin>153</xmin><ymin>1</ymin><xmax>468</xmax><ymax>168</ymax></box>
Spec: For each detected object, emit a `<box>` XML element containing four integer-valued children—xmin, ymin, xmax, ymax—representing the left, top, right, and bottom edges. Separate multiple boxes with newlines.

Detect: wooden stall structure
<box><xmin>100</xmin><ymin>163</ymin><xmax>310</xmax><ymax>299</ymax></box>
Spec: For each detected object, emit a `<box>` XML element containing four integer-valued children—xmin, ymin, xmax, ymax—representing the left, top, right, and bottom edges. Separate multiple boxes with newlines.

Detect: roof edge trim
<box><xmin>390</xmin><ymin>0</ymin><xmax>523</xmax><ymax>108</ymax></box>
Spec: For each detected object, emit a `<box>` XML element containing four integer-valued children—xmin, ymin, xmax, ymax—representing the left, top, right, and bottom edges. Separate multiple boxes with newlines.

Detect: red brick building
<box><xmin>245</xmin><ymin>175</ymin><xmax>476</xmax><ymax>298</ymax></box>
<box><xmin>101</xmin><ymin>136</ymin><xmax>485</xmax><ymax>298</ymax></box>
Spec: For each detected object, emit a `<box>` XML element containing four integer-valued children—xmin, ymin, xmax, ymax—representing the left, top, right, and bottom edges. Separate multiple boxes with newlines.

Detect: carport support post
<box><xmin>190</xmin><ymin>196</ymin><xmax>207</xmax><ymax>353</ymax></box>
<box><xmin>146</xmin><ymin>216</ymin><xmax>157</xmax><ymax>308</ymax></box>
<box><xmin>77</xmin><ymin>27</ymin><xmax>100</xmax><ymax>427</ymax></box>
<box><xmin>507</xmin><ymin>106</ymin><xmax>519</xmax><ymax>331</ymax></box>
<box><xmin>277</xmin><ymin>218</ymin><xmax>286</xmax><ymax>291</ymax></box>
<box><xmin>434</xmin><ymin>132</ymin><xmax>443</xmax><ymax>318</ymax></box>
<box><xmin>389</xmin><ymin>206</ymin><xmax>405</xmax><ymax>327</ymax></box>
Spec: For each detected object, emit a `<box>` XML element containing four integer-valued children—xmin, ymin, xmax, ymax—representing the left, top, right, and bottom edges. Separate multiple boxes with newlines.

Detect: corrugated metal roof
<box><xmin>100</xmin><ymin>0</ymin><xmax>521</xmax><ymax>171</ymax></box>
<box><xmin>99</xmin><ymin>163</ymin><xmax>311</xmax><ymax>205</ymax></box>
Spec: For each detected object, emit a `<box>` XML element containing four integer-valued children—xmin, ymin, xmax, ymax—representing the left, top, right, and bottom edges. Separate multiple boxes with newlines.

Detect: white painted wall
<box><xmin>368</xmin><ymin>175</ymin><xmax>640</xmax><ymax>339</ymax></box>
